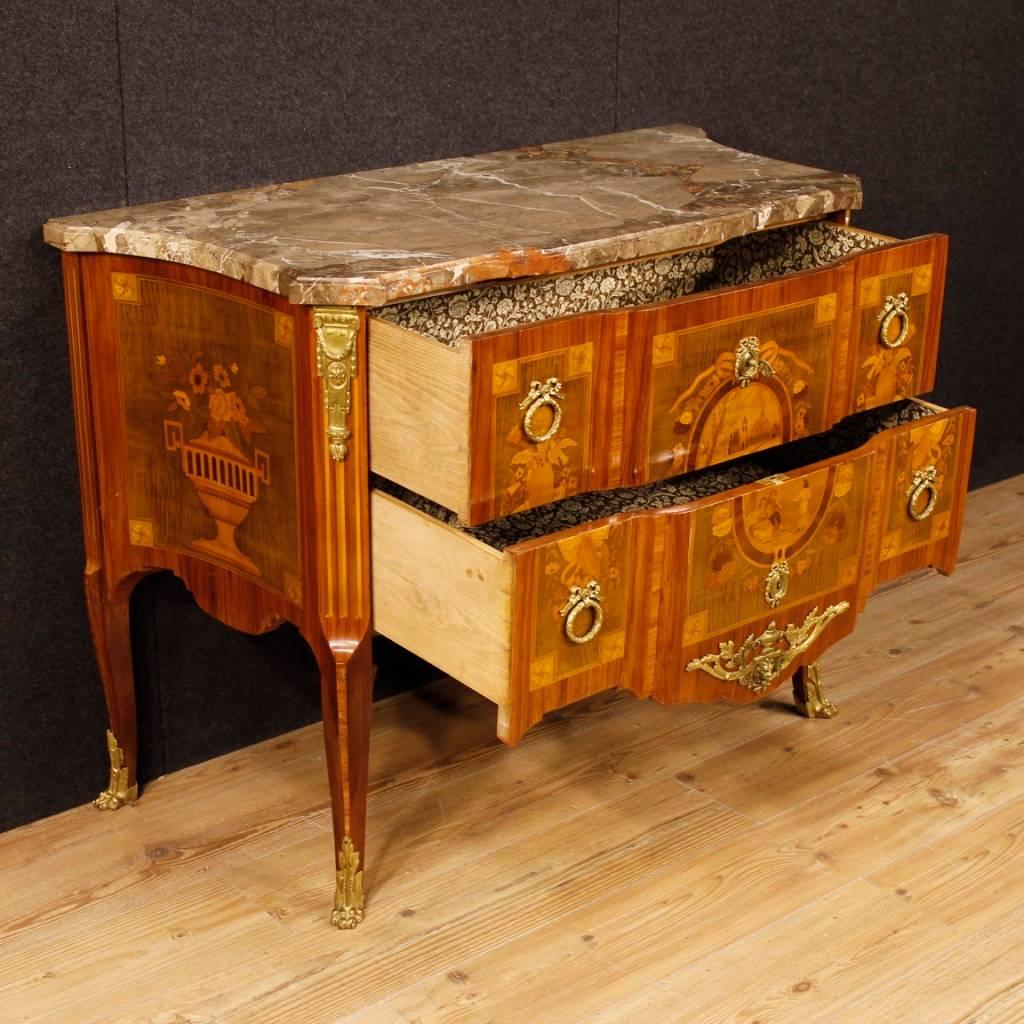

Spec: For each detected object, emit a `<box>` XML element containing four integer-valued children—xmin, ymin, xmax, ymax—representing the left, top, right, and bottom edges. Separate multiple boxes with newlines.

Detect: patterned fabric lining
<box><xmin>374</xmin><ymin>401</ymin><xmax>934</xmax><ymax>550</ymax></box>
<box><xmin>375</xmin><ymin>222</ymin><xmax>882</xmax><ymax>347</ymax></box>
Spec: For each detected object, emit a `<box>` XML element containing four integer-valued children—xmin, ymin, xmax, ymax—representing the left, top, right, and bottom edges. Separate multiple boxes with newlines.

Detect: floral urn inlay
<box><xmin>159</xmin><ymin>355</ymin><xmax>270</xmax><ymax>576</ymax></box>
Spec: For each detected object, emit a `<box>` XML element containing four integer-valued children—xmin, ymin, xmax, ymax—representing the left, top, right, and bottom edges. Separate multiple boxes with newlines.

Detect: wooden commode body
<box><xmin>44</xmin><ymin>124</ymin><xmax>975</xmax><ymax>928</ymax></box>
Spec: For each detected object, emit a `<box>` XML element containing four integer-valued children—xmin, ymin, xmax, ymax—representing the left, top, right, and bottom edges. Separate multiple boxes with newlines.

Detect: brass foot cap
<box><xmin>93</xmin><ymin>784</ymin><xmax>139</xmax><ymax>810</ymax></box>
<box><xmin>796</xmin><ymin>698</ymin><xmax>838</xmax><ymax>719</ymax></box>
<box><xmin>331</xmin><ymin>907</ymin><xmax>364</xmax><ymax>930</ymax></box>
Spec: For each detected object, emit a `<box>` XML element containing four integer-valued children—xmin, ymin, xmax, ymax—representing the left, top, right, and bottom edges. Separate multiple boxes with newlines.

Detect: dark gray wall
<box><xmin>2</xmin><ymin>0</ymin><xmax>1020</xmax><ymax>830</ymax></box>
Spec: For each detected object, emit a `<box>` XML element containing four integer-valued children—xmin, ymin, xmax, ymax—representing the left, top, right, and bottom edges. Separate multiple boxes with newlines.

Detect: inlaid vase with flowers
<box><xmin>159</xmin><ymin>355</ymin><xmax>270</xmax><ymax>576</ymax></box>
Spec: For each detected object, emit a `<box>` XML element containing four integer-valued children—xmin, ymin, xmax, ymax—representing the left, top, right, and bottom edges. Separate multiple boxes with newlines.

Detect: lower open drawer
<box><xmin>372</xmin><ymin>400</ymin><xmax>975</xmax><ymax>744</ymax></box>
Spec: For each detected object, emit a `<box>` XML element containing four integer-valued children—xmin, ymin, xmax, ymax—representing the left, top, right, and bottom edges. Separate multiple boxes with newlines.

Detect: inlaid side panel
<box><xmin>79</xmin><ymin>256</ymin><xmax>309</xmax><ymax>628</ymax></box>
<box><xmin>112</xmin><ymin>271</ymin><xmax>302</xmax><ymax>603</ymax></box>
<box><xmin>851</xmin><ymin>236</ymin><xmax>947</xmax><ymax>411</ymax></box>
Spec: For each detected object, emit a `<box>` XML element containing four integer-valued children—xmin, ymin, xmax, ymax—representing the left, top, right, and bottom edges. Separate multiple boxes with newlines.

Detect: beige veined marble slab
<box><xmin>43</xmin><ymin>123</ymin><xmax>861</xmax><ymax>307</ymax></box>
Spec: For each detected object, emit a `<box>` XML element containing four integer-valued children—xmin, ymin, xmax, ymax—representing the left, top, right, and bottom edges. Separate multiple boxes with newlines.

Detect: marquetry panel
<box><xmin>503</xmin><ymin>513</ymin><xmax>654</xmax><ymax>745</ymax></box>
<box><xmin>491</xmin><ymin>345</ymin><xmax>594</xmax><ymax>518</ymax></box>
<box><xmin>878</xmin><ymin>412</ymin><xmax>965</xmax><ymax>565</ymax></box>
<box><xmin>682</xmin><ymin>452</ymin><xmax>873</xmax><ymax>642</ymax></box>
<box><xmin>646</xmin><ymin>294</ymin><xmax>838</xmax><ymax>477</ymax></box>
<box><xmin>113</xmin><ymin>272</ymin><xmax>302</xmax><ymax>603</ymax></box>
<box><xmin>468</xmin><ymin>310</ymin><xmax>619</xmax><ymax>525</ymax></box>
<box><xmin>850</xmin><ymin>237</ymin><xmax>947</xmax><ymax>412</ymax></box>
<box><xmin>526</xmin><ymin>520</ymin><xmax>629</xmax><ymax>690</ymax></box>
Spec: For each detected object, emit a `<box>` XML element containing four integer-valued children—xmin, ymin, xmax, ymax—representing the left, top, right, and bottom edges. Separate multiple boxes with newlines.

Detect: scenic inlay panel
<box><xmin>648</xmin><ymin>295</ymin><xmax>837</xmax><ymax>477</ymax></box>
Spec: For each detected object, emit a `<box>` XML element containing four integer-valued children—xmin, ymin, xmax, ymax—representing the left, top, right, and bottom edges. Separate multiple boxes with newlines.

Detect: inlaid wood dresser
<box><xmin>44</xmin><ymin>124</ymin><xmax>975</xmax><ymax>929</ymax></box>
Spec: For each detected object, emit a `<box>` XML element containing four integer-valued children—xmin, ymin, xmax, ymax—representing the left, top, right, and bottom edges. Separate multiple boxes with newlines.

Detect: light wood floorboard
<box><xmin>1</xmin><ymin>476</ymin><xmax>1022</xmax><ymax>1024</ymax></box>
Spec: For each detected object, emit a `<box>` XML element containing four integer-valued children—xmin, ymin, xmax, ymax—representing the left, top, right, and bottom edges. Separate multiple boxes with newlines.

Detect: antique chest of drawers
<box><xmin>44</xmin><ymin>124</ymin><xmax>974</xmax><ymax>929</ymax></box>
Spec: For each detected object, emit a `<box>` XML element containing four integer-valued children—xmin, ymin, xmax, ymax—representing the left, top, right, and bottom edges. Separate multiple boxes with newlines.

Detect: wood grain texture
<box><xmin>371</xmin><ymin>491</ymin><xmax>513</xmax><ymax>706</ymax></box>
<box><xmin>63</xmin><ymin>254</ymin><xmax>139</xmax><ymax>793</ymax></box>
<box><xmin>0</xmin><ymin>475</ymin><xmax>1020</xmax><ymax>1024</ymax></box>
<box><xmin>367</xmin><ymin>318</ymin><xmax>472</xmax><ymax>521</ymax></box>
<box><xmin>468</xmin><ymin>308</ymin><xmax>620</xmax><ymax>525</ymax></box>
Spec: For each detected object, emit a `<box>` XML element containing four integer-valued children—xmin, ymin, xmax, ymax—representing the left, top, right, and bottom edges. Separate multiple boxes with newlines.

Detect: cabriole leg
<box><xmin>317</xmin><ymin>631</ymin><xmax>373</xmax><ymax>929</ymax></box>
<box><xmin>84</xmin><ymin>572</ymin><xmax>139</xmax><ymax>809</ymax></box>
<box><xmin>793</xmin><ymin>661</ymin><xmax>838</xmax><ymax>719</ymax></box>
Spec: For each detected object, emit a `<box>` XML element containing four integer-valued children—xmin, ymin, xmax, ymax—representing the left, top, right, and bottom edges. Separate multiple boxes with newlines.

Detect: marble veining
<box><xmin>43</xmin><ymin>124</ymin><xmax>862</xmax><ymax>306</ymax></box>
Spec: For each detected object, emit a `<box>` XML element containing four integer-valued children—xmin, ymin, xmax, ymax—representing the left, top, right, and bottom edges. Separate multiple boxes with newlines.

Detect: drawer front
<box><xmin>633</xmin><ymin>267</ymin><xmax>847</xmax><ymax>482</ymax></box>
<box><xmin>469</xmin><ymin>312</ymin><xmax>619</xmax><ymax>524</ymax></box>
<box><xmin>504</xmin><ymin>514</ymin><xmax>654</xmax><ymax>744</ymax></box>
<box><xmin>374</xmin><ymin>226</ymin><xmax>949</xmax><ymax>526</ymax></box>
<box><xmin>874</xmin><ymin>405</ymin><xmax>975</xmax><ymax>584</ymax></box>
<box><xmin>375</xmin><ymin>404</ymin><xmax>973</xmax><ymax>743</ymax></box>
<box><xmin>658</xmin><ymin>448</ymin><xmax>877</xmax><ymax>705</ymax></box>
<box><xmin>851</xmin><ymin>236</ymin><xmax>947</xmax><ymax>411</ymax></box>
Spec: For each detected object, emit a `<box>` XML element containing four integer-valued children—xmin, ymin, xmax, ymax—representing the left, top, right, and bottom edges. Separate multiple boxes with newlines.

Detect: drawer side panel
<box><xmin>368</xmin><ymin>318</ymin><xmax>472</xmax><ymax>521</ymax></box>
<box><xmin>371</xmin><ymin>491</ymin><xmax>512</xmax><ymax>705</ymax></box>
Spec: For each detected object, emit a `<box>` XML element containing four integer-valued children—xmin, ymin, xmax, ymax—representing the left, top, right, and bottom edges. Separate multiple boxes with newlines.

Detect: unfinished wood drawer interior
<box><xmin>369</xmin><ymin>220</ymin><xmax>948</xmax><ymax>525</ymax></box>
<box><xmin>372</xmin><ymin>399</ymin><xmax>974</xmax><ymax>745</ymax></box>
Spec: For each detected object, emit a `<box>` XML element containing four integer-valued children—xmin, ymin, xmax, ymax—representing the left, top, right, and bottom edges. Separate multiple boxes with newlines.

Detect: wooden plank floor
<box><xmin>2</xmin><ymin>476</ymin><xmax>1023</xmax><ymax>1024</ymax></box>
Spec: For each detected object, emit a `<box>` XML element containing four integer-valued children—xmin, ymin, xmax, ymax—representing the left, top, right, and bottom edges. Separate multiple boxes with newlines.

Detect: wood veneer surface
<box><xmin>2</xmin><ymin>476</ymin><xmax>1020</xmax><ymax>1024</ymax></box>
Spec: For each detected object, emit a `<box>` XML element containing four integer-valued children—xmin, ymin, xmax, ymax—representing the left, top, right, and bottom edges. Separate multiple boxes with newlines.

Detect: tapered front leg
<box><xmin>310</xmin><ymin>305</ymin><xmax>373</xmax><ymax>928</ymax></box>
<box><xmin>793</xmin><ymin>661</ymin><xmax>838</xmax><ymax>719</ymax></box>
<box><xmin>317</xmin><ymin>630</ymin><xmax>373</xmax><ymax>929</ymax></box>
<box><xmin>84</xmin><ymin>571</ymin><xmax>139</xmax><ymax>809</ymax></box>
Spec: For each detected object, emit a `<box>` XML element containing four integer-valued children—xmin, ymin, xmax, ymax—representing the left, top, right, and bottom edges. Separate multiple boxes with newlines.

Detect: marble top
<box><xmin>43</xmin><ymin>124</ymin><xmax>862</xmax><ymax>307</ymax></box>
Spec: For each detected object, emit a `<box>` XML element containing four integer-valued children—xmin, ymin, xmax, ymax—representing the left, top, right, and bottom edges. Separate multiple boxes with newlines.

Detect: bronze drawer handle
<box><xmin>686</xmin><ymin>602</ymin><xmax>850</xmax><ymax>694</ymax></box>
<box><xmin>559</xmin><ymin>580</ymin><xmax>604</xmax><ymax>645</ymax></box>
<box><xmin>907</xmin><ymin>465</ymin><xmax>939</xmax><ymax>521</ymax></box>
<box><xmin>734</xmin><ymin>336</ymin><xmax>774</xmax><ymax>388</ymax></box>
<box><xmin>877</xmin><ymin>292</ymin><xmax>911</xmax><ymax>349</ymax></box>
<box><xmin>519</xmin><ymin>377</ymin><xmax>565</xmax><ymax>442</ymax></box>
<box><xmin>764</xmin><ymin>560</ymin><xmax>790</xmax><ymax>608</ymax></box>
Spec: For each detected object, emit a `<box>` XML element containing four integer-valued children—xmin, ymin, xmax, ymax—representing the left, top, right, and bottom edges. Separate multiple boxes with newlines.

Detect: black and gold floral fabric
<box><xmin>375</xmin><ymin>401</ymin><xmax>934</xmax><ymax>550</ymax></box>
<box><xmin>376</xmin><ymin>222</ymin><xmax>882</xmax><ymax>347</ymax></box>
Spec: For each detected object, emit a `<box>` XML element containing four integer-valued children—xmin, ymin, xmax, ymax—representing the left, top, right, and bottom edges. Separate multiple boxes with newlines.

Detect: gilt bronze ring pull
<box><xmin>560</xmin><ymin>580</ymin><xmax>604</xmax><ymax>645</ymax></box>
<box><xmin>907</xmin><ymin>464</ymin><xmax>939</xmax><ymax>521</ymax></box>
<box><xmin>519</xmin><ymin>377</ymin><xmax>565</xmax><ymax>443</ymax></box>
<box><xmin>877</xmin><ymin>292</ymin><xmax>911</xmax><ymax>349</ymax></box>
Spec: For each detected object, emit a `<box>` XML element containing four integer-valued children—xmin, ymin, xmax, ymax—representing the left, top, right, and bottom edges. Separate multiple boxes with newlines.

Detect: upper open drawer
<box><xmin>369</xmin><ymin>220</ymin><xmax>948</xmax><ymax>525</ymax></box>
